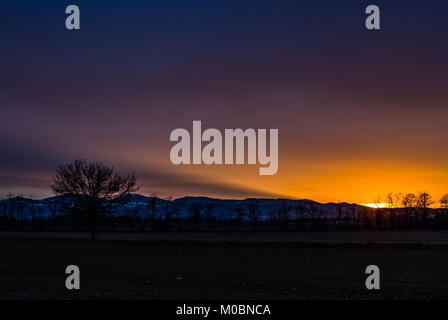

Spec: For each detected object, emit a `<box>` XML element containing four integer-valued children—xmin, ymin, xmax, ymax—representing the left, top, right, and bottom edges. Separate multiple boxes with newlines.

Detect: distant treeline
<box><xmin>1</xmin><ymin>191</ymin><xmax>448</xmax><ymax>232</ymax></box>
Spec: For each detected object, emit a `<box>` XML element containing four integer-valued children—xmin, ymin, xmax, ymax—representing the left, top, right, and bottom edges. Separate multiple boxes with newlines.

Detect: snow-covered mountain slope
<box><xmin>0</xmin><ymin>194</ymin><xmax>371</xmax><ymax>220</ymax></box>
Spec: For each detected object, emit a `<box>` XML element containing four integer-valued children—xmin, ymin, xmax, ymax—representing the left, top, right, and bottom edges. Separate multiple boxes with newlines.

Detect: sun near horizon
<box><xmin>363</xmin><ymin>203</ymin><xmax>388</xmax><ymax>209</ymax></box>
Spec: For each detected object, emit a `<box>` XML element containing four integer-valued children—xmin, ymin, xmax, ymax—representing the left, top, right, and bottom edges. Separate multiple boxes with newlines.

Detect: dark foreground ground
<box><xmin>0</xmin><ymin>232</ymin><xmax>447</xmax><ymax>299</ymax></box>
<box><xmin>1</xmin><ymin>230</ymin><xmax>448</xmax><ymax>244</ymax></box>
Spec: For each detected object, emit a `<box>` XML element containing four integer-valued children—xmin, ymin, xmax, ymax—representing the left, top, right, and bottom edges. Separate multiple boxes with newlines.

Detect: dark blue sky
<box><xmin>1</xmin><ymin>1</ymin><xmax>448</xmax><ymax>202</ymax></box>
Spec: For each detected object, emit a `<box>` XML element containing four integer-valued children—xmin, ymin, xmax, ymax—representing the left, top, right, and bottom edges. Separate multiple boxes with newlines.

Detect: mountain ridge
<box><xmin>0</xmin><ymin>193</ymin><xmax>372</xmax><ymax>220</ymax></box>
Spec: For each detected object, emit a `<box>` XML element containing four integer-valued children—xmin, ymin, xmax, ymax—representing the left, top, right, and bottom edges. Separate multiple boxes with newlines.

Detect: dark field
<box><xmin>1</xmin><ymin>231</ymin><xmax>448</xmax><ymax>244</ymax></box>
<box><xmin>0</xmin><ymin>235</ymin><xmax>447</xmax><ymax>299</ymax></box>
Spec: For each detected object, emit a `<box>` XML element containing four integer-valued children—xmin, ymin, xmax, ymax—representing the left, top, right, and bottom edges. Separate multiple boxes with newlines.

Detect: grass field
<box><xmin>0</xmin><ymin>237</ymin><xmax>447</xmax><ymax>300</ymax></box>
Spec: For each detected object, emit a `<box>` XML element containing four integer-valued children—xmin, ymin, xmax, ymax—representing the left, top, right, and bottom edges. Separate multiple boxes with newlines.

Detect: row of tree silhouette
<box><xmin>374</xmin><ymin>192</ymin><xmax>448</xmax><ymax>230</ymax></box>
<box><xmin>1</xmin><ymin>160</ymin><xmax>448</xmax><ymax>240</ymax></box>
<box><xmin>1</xmin><ymin>160</ymin><xmax>137</xmax><ymax>240</ymax></box>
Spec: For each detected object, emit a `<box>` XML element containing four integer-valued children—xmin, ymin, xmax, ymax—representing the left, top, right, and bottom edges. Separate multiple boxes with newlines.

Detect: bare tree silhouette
<box><xmin>247</xmin><ymin>199</ymin><xmax>259</xmax><ymax>231</ymax></box>
<box><xmin>440</xmin><ymin>194</ymin><xmax>448</xmax><ymax>229</ymax></box>
<box><xmin>385</xmin><ymin>192</ymin><xmax>402</xmax><ymax>229</ymax></box>
<box><xmin>50</xmin><ymin>159</ymin><xmax>138</xmax><ymax>240</ymax></box>
<box><xmin>148</xmin><ymin>192</ymin><xmax>158</xmax><ymax>231</ymax></box>
<box><xmin>416</xmin><ymin>191</ymin><xmax>434</xmax><ymax>229</ymax></box>
<box><xmin>402</xmin><ymin>193</ymin><xmax>417</xmax><ymax>228</ymax></box>
<box><xmin>189</xmin><ymin>202</ymin><xmax>204</xmax><ymax>230</ymax></box>
<box><xmin>234</xmin><ymin>206</ymin><xmax>246</xmax><ymax>231</ymax></box>
<box><xmin>373</xmin><ymin>195</ymin><xmax>383</xmax><ymax>230</ymax></box>
<box><xmin>160</xmin><ymin>196</ymin><xmax>174</xmax><ymax>231</ymax></box>
<box><xmin>440</xmin><ymin>194</ymin><xmax>448</xmax><ymax>209</ymax></box>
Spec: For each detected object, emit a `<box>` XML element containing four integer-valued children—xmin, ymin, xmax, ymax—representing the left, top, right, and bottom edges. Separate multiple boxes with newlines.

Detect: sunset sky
<box><xmin>1</xmin><ymin>0</ymin><xmax>448</xmax><ymax>204</ymax></box>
